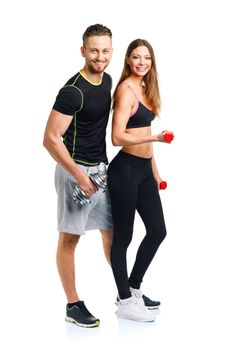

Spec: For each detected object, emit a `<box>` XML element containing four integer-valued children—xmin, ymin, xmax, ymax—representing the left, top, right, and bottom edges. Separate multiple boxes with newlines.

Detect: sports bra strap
<box><xmin>122</xmin><ymin>83</ymin><xmax>139</xmax><ymax>102</ymax></box>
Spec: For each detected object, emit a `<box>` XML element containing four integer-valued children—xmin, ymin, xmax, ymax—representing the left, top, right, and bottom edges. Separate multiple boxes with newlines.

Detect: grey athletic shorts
<box><xmin>54</xmin><ymin>163</ymin><xmax>113</xmax><ymax>235</ymax></box>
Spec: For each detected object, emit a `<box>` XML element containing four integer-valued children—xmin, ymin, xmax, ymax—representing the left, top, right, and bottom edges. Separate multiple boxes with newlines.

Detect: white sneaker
<box><xmin>115</xmin><ymin>288</ymin><xmax>161</xmax><ymax>309</ymax></box>
<box><xmin>130</xmin><ymin>287</ymin><xmax>145</xmax><ymax>306</ymax></box>
<box><xmin>116</xmin><ymin>296</ymin><xmax>155</xmax><ymax>322</ymax></box>
<box><xmin>115</xmin><ymin>288</ymin><xmax>145</xmax><ymax>308</ymax></box>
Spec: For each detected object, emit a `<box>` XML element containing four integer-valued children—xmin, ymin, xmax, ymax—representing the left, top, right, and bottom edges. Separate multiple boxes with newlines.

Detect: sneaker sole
<box><xmin>115</xmin><ymin>300</ymin><xmax>160</xmax><ymax>310</ymax></box>
<box><xmin>116</xmin><ymin>313</ymin><xmax>155</xmax><ymax>322</ymax></box>
<box><xmin>65</xmin><ymin>316</ymin><xmax>100</xmax><ymax>328</ymax></box>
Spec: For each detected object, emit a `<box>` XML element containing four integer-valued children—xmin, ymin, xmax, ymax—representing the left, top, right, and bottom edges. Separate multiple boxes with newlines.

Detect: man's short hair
<box><xmin>82</xmin><ymin>24</ymin><xmax>112</xmax><ymax>46</ymax></box>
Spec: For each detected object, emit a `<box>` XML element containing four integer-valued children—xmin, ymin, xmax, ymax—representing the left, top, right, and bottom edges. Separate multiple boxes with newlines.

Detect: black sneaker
<box><xmin>65</xmin><ymin>301</ymin><xmax>100</xmax><ymax>328</ymax></box>
<box><xmin>142</xmin><ymin>295</ymin><xmax>161</xmax><ymax>310</ymax></box>
<box><xmin>115</xmin><ymin>295</ymin><xmax>161</xmax><ymax>310</ymax></box>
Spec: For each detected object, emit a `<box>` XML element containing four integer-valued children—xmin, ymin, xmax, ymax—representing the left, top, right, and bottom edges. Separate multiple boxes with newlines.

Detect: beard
<box><xmin>87</xmin><ymin>60</ymin><xmax>109</xmax><ymax>74</ymax></box>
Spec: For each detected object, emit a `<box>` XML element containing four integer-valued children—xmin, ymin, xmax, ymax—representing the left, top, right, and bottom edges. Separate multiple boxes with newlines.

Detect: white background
<box><xmin>1</xmin><ymin>0</ymin><xmax>236</xmax><ymax>349</ymax></box>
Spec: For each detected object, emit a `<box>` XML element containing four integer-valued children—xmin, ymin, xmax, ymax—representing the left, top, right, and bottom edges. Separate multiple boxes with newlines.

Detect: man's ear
<box><xmin>80</xmin><ymin>46</ymin><xmax>85</xmax><ymax>57</ymax></box>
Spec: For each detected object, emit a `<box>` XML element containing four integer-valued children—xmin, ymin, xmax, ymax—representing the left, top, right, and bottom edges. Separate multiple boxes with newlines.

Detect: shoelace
<box><xmin>131</xmin><ymin>290</ymin><xmax>143</xmax><ymax>299</ymax></box>
<box><xmin>120</xmin><ymin>297</ymin><xmax>138</xmax><ymax>306</ymax></box>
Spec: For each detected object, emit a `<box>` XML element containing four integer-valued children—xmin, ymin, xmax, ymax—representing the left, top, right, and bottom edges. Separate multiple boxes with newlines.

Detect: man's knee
<box><xmin>58</xmin><ymin>232</ymin><xmax>80</xmax><ymax>249</ymax></box>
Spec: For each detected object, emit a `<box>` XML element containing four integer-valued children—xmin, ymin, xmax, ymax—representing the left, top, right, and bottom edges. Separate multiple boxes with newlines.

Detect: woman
<box><xmin>107</xmin><ymin>39</ymin><xmax>171</xmax><ymax>322</ymax></box>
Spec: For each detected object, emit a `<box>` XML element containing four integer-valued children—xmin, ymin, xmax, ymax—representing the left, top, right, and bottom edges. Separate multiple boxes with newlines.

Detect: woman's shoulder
<box><xmin>116</xmin><ymin>80</ymin><xmax>134</xmax><ymax>100</ymax></box>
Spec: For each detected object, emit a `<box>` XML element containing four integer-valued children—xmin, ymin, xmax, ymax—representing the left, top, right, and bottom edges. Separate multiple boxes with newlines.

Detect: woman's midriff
<box><xmin>122</xmin><ymin>126</ymin><xmax>153</xmax><ymax>159</ymax></box>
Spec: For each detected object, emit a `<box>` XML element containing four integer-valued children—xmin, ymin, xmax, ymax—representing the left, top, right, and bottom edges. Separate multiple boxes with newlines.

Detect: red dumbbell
<box><xmin>160</xmin><ymin>181</ymin><xmax>167</xmax><ymax>190</ymax></box>
<box><xmin>162</xmin><ymin>131</ymin><xmax>174</xmax><ymax>143</ymax></box>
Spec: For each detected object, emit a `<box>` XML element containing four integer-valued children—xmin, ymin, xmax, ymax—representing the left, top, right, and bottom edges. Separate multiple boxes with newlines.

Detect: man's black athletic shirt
<box><xmin>53</xmin><ymin>71</ymin><xmax>112</xmax><ymax>166</ymax></box>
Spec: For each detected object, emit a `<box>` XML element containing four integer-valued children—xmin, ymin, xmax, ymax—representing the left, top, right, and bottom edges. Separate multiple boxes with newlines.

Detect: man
<box><xmin>43</xmin><ymin>24</ymin><xmax>113</xmax><ymax>328</ymax></box>
<box><xmin>43</xmin><ymin>24</ymin><xmax>160</xmax><ymax>329</ymax></box>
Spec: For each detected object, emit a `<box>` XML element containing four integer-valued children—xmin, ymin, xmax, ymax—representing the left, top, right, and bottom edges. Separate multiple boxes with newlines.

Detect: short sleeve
<box><xmin>52</xmin><ymin>85</ymin><xmax>83</xmax><ymax>116</ymax></box>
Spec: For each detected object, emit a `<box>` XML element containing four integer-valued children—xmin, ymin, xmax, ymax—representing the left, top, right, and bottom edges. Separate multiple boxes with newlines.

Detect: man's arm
<box><xmin>43</xmin><ymin>109</ymin><xmax>97</xmax><ymax>195</ymax></box>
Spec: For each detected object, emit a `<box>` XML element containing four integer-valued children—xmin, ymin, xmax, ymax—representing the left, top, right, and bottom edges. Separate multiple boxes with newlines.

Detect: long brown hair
<box><xmin>114</xmin><ymin>39</ymin><xmax>161</xmax><ymax>116</ymax></box>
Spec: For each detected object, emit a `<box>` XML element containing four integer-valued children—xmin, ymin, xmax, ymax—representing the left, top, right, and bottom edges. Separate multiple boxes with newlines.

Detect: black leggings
<box><xmin>107</xmin><ymin>151</ymin><xmax>167</xmax><ymax>299</ymax></box>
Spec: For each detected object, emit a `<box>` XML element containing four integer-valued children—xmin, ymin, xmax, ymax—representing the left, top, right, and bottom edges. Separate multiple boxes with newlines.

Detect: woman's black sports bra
<box><xmin>124</xmin><ymin>84</ymin><xmax>155</xmax><ymax>129</ymax></box>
